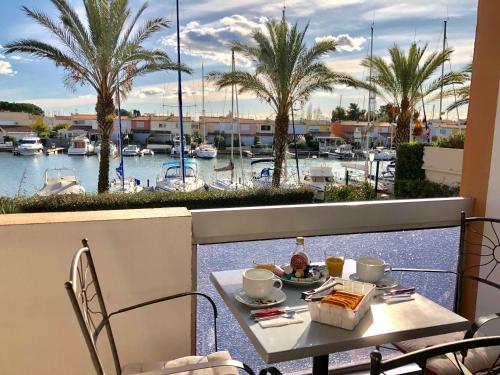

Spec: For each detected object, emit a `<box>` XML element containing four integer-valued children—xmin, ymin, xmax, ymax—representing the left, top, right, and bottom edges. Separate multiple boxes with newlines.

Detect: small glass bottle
<box><xmin>290</xmin><ymin>237</ymin><xmax>309</xmax><ymax>277</ymax></box>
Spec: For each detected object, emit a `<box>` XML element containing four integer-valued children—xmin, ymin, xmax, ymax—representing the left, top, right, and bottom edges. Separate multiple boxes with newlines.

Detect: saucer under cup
<box><xmin>243</xmin><ymin>268</ymin><xmax>283</xmax><ymax>299</ymax></box>
<box><xmin>356</xmin><ymin>257</ymin><xmax>392</xmax><ymax>283</ymax></box>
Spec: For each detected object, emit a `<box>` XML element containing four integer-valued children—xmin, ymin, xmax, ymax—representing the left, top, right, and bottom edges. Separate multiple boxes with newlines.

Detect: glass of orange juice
<box><xmin>325</xmin><ymin>251</ymin><xmax>344</xmax><ymax>277</ymax></box>
<box><xmin>253</xmin><ymin>257</ymin><xmax>275</xmax><ymax>273</ymax></box>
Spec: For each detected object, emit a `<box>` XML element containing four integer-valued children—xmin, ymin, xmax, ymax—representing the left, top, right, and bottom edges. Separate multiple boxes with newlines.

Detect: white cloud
<box><xmin>315</xmin><ymin>34</ymin><xmax>367</xmax><ymax>52</ymax></box>
<box><xmin>9</xmin><ymin>55</ymin><xmax>21</xmax><ymax>61</ymax></box>
<box><xmin>0</xmin><ymin>61</ymin><xmax>15</xmax><ymax>76</ymax></box>
<box><xmin>162</xmin><ymin>15</ymin><xmax>268</xmax><ymax>66</ymax></box>
<box><xmin>136</xmin><ymin>87</ymin><xmax>165</xmax><ymax>98</ymax></box>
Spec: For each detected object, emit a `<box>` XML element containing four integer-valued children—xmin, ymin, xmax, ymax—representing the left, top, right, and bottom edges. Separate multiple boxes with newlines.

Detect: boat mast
<box><xmin>202</xmin><ymin>62</ymin><xmax>206</xmax><ymax>143</ymax></box>
<box><xmin>234</xmin><ymin>59</ymin><xmax>245</xmax><ymax>186</ymax></box>
<box><xmin>230</xmin><ymin>48</ymin><xmax>235</xmax><ymax>183</ymax></box>
<box><xmin>175</xmin><ymin>0</ymin><xmax>186</xmax><ymax>184</ymax></box>
<box><xmin>439</xmin><ymin>19</ymin><xmax>447</xmax><ymax>123</ymax></box>
<box><xmin>116</xmin><ymin>72</ymin><xmax>125</xmax><ymax>192</ymax></box>
<box><xmin>365</xmin><ymin>23</ymin><xmax>374</xmax><ymax>179</ymax></box>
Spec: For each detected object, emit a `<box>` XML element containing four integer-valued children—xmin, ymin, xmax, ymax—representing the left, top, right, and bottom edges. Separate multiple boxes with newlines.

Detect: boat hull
<box><xmin>18</xmin><ymin>147</ymin><xmax>43</xmax><ymax>156</ymax></box>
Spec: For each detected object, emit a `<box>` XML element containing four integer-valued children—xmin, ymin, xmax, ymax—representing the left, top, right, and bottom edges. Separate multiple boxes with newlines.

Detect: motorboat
<box><xmin>171</xmin><ymin>136</ymin><xmax>189</xmax><ymax>157</ymax></box>
<box><xmin>68</xmin><ymin>136</ymin><xmax>95</xmax><ymax>155</ymax></box>
<box><xmin>195</xmin><ymin>143</ymin><xmax>218</xmax><ymax>159</ymax></box>
<box><xmin>122</xmin><ymin>144</ymin><xmax>141</xmax><ymax>156</ymax></box>
<box><xmin>327</xmin><ymin>144</ymin><xmax>355</xmax><ymax>160</ymax></box>
<box><xmin>156</xmin><ymin>160</ymin><xmax>205</xmax><ymax>192</ymax></box>
<box><xmin>36</xmin><ymin>168</ymin><xmax>85</xmax><ymax>196</ymax></box>
<box><xmin>250</xmin><ymin>158</ymin><xmax>298</xmax><ymax>189</ymax></box>
<box><xmin>303</xmin><ymin>166</ymin><xmax>335</xmax><ymax>201</ymax></box>
<box><xmin>368</xmin><ymin>147</ymin><xmax>396</xmax><ymax>161</ymax></box>
<box><xmin>109</xmin><ymin>175</ymin><xmax>144</xmax><ymax>194</ymax></box>
<box><xmin>17</xmin><ymin>136</ymin><xmax>43</xmax><ymax>156</ymax></box>
<box><xmin>95</xmin><ymin>142</ymin><xmax>118</xmax><ymax>158</ymax></box>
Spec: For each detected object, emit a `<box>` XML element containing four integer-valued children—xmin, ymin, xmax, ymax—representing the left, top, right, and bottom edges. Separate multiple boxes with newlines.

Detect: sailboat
<box><xmin>37</xmin><ymin>168</ymin><xmax>86</xmax><ymax>196</ymax></box>
<box><xmin>210</xmin><ymin>49</ymin><xmax>247</xmax><ymax>191</ymax></box>
<box><xmin>195</xmin><ymin>63</ymin><xmax>218</xmax><ymax>159</ymax></box>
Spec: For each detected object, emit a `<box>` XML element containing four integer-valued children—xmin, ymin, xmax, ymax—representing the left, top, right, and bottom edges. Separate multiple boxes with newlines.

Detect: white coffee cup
<box><xmin>356</xmin><ymin>257</ymin><xmax>392</xmax><ymax>283</ymax></box>
<box><xmin>242</xmin><ymin>269</ymin><xmax>283</xmax><ymax>299</ymax></box>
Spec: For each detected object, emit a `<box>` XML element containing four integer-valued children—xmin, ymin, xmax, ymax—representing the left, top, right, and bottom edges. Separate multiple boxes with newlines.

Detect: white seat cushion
<box><xmin>122</xmin><ymin>351</ymin><xmax>239</xmax><ymax>375</ymax></box>
<box><xmin>395</xmin><ymin>332</ymin><xmax>500</xmax><ymax>375</ymax></box>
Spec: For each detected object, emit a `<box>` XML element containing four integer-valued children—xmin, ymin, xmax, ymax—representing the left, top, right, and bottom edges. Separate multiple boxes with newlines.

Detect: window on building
<box><xmin>261</xmin><ymin>125</ymin><xmax>271</xmax><ymax>131</ymax></box>
<box><xmin>136</xmin><ymin>121</ymin><xmax>144</xmax><ymax>129</ymax></box>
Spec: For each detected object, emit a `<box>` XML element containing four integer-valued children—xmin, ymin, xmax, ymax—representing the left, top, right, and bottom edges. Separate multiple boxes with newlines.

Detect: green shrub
<box><xmin>395</xmin><ymin>143</ymin><xmax>425</xmax><ymax>181</ymax></box>
<box><xmin>395</xmin><ymin>179</ymin><xmax>460</xmax><ymax>199</ymax></box>
<box><xmin>0</xmin><ymin>188</ymin><xmax>315</xmax><ymax>214</ymax></box>
<box><xmin>324</xmin><ymin>183</ymin><xmax>376</xmax><ymax>202</ymax></box>
<box><xmin>436</xmin><ymin>132</ymin><xmax>465</xmax><ymax>149</ymax></box>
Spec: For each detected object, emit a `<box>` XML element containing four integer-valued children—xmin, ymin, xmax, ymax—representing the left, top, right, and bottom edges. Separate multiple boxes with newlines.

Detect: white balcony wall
<box><xmin>0</xmin><ymin>208</ymin><xmax>194</xmax><ymax>375</ymax></box>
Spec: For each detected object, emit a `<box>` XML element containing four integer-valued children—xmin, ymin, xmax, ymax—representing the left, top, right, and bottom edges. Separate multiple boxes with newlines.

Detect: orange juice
<box><xmin>326</xmin><ymin>256</ymin><xmax>344</xmax><ymax>277</ymax></box>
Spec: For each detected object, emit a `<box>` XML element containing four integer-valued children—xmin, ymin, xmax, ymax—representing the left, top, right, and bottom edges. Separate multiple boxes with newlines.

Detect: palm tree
<box><xmin>4</xmin><ymin>0</ymin><xmax>186</xmax><ymax>193</ymax></box>
<box><xmin>209</xmin><ymin>20</ymin><xmax>359</xmax><ymax>187</ymax></box>
<box><xmin>362</xmin><ymin>43</ymin><xmax>466</xmax><ymax>145</ymax></box>
<box><xmin>445</xmin><ymin>63</ymin><xmax>472</xmax><ymax>112</ymax></box>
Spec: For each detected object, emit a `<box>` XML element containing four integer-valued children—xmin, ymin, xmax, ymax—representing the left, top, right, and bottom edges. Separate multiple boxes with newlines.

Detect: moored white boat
<box><xmin>122</xmin><ymin>144</ymin><xmax>141</xmax><ymax>156</ymax></box>
<box><xmin>36</xmin><ymin>168</ymin><xmax>85</xmax><ymax>196</ymax></box>
<box><xmin>17</xmin><ymin>136</ymin><xmax>43</xmax><ymax>156</ymax></box>
<box><xmin>95</xmin><ymin>142</ymin><xmax>118</xmax><ymax>158</ymax></box>
<box><xmin>303</xmin><ymin>166</ymin><xmax>335</xmax><ymax>201</ymax></box>
<box><xmin>109</xmin><ymin>175</ymin><xmax>144</xmax><ymax>194</ymax></box>
<box><xmin>195</xmin><ymin>143</ymin><xmax>217</xmax><ymax>159</ymax></box>
<box><xmin>327</xmin><ymin>144</ymin><xmax>355</xmax><ymax>160</ymax></box>
<box><xmin>68</xmin><ymin>136</ymin><xmax>95</xmax><ymax>155</ymax></box>
<box><xmin>250</xmin><ymin>158</ymin><xmax>298</xmax><ymax>189</ymax></box>
<box><xmin>156</xmin><ymin>160</ymin><xmax>205</xmax><ymax>192</ymax></box>
<box><xmin>171</xmin><ymin>136</ymin><xmax>189</xmax><ymax>156</ymax></box>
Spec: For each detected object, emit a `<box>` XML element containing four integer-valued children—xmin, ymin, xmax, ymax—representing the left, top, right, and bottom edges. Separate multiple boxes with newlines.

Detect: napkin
<box><xmin>258</xmin><ymin>315</ymin><xmax>304</xmax><ymax>328</ymax></box>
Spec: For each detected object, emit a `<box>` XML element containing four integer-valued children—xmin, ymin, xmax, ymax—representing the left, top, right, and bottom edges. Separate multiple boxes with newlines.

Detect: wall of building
<box><xmin>0</xmin><ymin>208</ymin><xmax>194</xmax><ymax>375</ymax></box>
<box><xmin>460</xmin><ymin>0</ymin><xmax>500</xmax><ymax>322</ymax></box>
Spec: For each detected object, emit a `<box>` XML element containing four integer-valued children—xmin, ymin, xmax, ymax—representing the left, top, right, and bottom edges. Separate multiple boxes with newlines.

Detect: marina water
<box><xmin>0</xmin><ymin>153</ymin><xmax>368</xmax><ymax>197</ymax></box>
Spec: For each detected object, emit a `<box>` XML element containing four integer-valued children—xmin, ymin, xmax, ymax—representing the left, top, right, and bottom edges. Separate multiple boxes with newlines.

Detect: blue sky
<box><xmin>0</xmin><ymin>0</ymin><xmax>478</xmax><ymax>119</ymax></box>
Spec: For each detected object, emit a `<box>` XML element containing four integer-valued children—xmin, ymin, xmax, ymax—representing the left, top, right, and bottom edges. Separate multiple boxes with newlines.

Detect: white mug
<box><xmin>356</xmin><ymin>257</ymin><xmax>392</xmax><ymax>283</ymax></box>
<box><xmin>243</xmin><ymin>269</ymin><xmax>283</xmax><ymax>299</ymax></box>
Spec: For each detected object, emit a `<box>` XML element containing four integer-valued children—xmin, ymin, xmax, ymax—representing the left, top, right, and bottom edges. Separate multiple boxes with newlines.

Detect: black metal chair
<box><xmin>65</xmin><ymin>239</ymin><xmax>278</xmax><ymax>375</ymax></box>
<box><xmin>372</xmin><ymin>212</ymin><xmax>500</xmax><ymax>374</ymax></box>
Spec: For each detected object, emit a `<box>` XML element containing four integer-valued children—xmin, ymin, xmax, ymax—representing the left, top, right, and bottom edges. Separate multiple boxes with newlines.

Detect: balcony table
<box><xmin>210</xmin><ymin>259</ymin><xmax>470</xmax><ymax>375</ymax></box>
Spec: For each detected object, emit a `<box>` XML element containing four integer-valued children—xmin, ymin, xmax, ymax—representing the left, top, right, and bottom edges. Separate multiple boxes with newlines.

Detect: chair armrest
<box><xmin>464</xmin><ymin>313</ymin><xmax>500</xmax><ymax>340</ymax></box>
<box><xmin>97</xmin><ymin>292</ymin><xmax>220</xmax><ymax>351</ymax></box>
<box><xmin>392</xmin><ymin>268</ymin><xmax>457</xmax><ymax>275</ymax></box>
<box><xmin>137</xmin><ymin>359</ymin><xmax>257</xmax><ymax>375</ymax></box>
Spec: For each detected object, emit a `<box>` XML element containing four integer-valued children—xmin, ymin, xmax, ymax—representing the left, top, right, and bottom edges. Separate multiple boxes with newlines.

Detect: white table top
<box><xmin>210</xmin><ymin>260</ymin><xmax>470</xmax><ymax>364</ymax></box>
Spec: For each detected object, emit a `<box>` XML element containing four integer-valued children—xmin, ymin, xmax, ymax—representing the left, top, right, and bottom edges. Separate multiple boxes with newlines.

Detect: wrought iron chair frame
<box><xmin>370</xmin><ymin>336</ymin><xmax>500</xmax><ymax>375</ymax></box>
<box><xmin>65</xmin><ymin>239</ymin><xmax>267</xmax><ymax>375</ymax></box>
<box><xmin>373</xmin><ymin>212</ymin><xmax>500</xmax><ymax>373</ymax></box>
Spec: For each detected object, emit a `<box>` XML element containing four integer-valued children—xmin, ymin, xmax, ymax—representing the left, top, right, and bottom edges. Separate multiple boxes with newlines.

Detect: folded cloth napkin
<box><xmin>258</xmin><ymin>315</ymin><xmax>304</xmax><ymax>328</ymax></box>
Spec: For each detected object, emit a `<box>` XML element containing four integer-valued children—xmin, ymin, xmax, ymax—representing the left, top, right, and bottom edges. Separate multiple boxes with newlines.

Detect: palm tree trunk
<box><xmin>96</xmin><ymin>92</ymin><xmax>115</xmax><ymax>193</ymax></box>
<box><xmin>395</xmin><ymin>97</ymin><xmax>411</xmax><ymax>145</ymax></box>
<box><xmin>272</xmin><ymin>112</ymin><xmax>289</xmax><ymax>187</ymax></box>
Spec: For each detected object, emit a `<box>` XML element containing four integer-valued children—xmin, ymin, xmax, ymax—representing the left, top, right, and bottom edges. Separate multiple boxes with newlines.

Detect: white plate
<box><xmin>349</xmin><ymin>273</ymin><xmax>399</xmax><ymax>289</ymax></box>
<box><xmin>234</xmin><ymin>288</ymin><xmax>287</xmax><ymax>308</ymax></box>
<box><xmin>281</xmin><ymin>277</ymin><xmax>325</xmax><ymax>286</ymax></box>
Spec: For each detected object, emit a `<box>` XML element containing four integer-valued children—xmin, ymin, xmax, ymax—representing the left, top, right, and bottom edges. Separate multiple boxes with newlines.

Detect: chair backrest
<box><xmin>64</xmin><ymin>239</ymin><xmax>121</xmax><ymax>375</ymax></box>
<box><xmin>456</xmin><ymin>212</ymin><xmax>500</xmax><ymax>314</ymax></box>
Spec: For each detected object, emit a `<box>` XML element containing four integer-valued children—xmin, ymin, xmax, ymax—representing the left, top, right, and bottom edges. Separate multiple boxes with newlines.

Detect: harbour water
<box><xmin>0</xmin><ymin>152</ymin><xmax>381</xmax><ymax>197</ymax></box>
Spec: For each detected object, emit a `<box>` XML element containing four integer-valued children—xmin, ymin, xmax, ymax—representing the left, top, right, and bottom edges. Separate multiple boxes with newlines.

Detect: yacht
<box><xmin>122</xmin><ymin>144</ymin><xmax>141</xmax><ymax>156</ymax></box>
<box><xmin>17</xmin><ymin>136</ymin><xmax>43</xmax><ymax>156</ymax></box>
<box><xmin>36</xmin><ymin>168</ymin><xmax>85</xmax><ymax>196</ymax></box>
<box><xmin>95</xmin><ymin>142</ymin><xmax>118</xmax><ymax>158</ymax></box>
<box><xmin>250</xmin><ymin>158</ymin><xmax>298</xmax><ymax>189</ymax></box>
<box><xmin>156</xmin><ymin>160</ymin><xmax>205</xmax><ymax>192</ymax></box>
<box><xmin>328</xmin><ymin>144</ymin><xmax>355</xmax><ymax>160</ymax></box>
<box><xmin>68</xmin><ymin>136</ymin><xmax>95</xmax><ymax>155</ymax></box>
<box><xmin>303</xmin><ymin>166</ymin><xmax>335</xmax><ymax>201</ymax></box>
<box><xmin>195</xmin><ymin>143</ymin><xmax>217</xmax><ymax>159</ymax></box>
<box><xmin>109</xmin><ymin>175</ymin><xmax>144</xmax><ymax>194</ymax></box>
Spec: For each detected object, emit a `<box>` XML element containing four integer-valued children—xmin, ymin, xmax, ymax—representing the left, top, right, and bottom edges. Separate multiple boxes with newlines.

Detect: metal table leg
<box><xmin>312</xmin><ymin>355</ymin><xmax>329</xmax><ymax>375</ymax></box>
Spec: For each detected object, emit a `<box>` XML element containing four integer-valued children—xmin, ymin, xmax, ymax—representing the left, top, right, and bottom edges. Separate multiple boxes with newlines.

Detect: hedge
<box><xmin>394</xmin><ymin>179</ymin><xmax>460</xmax><ymax>199</ymax></box>
<box><xmin>395</xmin><ymin>143</ymin><xmax>425</xmax><ymax>181</ymax></box>
<box><xmin>324</xmin><ymin>183</ymin><xmax>376</xmax><ymax>202</ymax></box>
<box><xmin>436</xmin><ymin>132</ymin><xmax>465</xmax><ymax>149</ymax></box>
<box><xmin>0</xmin><ymin>187</ymin><xmax>315</xmax><ymax>214</ymax></box>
